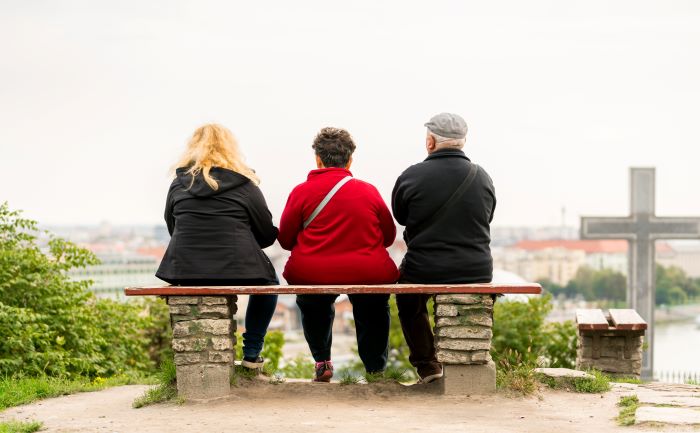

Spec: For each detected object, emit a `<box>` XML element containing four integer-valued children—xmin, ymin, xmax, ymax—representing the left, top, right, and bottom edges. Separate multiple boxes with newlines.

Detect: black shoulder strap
<box><xmin>410</xmin><ymin>164</ymin><xmax>480</xmax><ymax>237</ymax></box>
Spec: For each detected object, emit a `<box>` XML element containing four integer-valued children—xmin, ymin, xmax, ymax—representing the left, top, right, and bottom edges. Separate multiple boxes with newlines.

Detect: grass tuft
<box><xmin>0</xmin><ymin>420</ymin><xmax>43</xmax><ymax>433</ymax></box>
<box><xmin>617</xmin><ymin>395</ymin><xmax>640</xmax><ymax>426</ymax></box>
<box><xmin>0</xmin><ymin>374</ymin><xmax>149</xmax><ymax>411</ymax></box>
<box><xmin>610</xmin><ymin>376</ymin><xmax>643</xmax><ymax>385</ymax></box>
<box><xmin>572</xmin><ymin>370</ymin><xmax>611</xmax><ymax>393</ymax></box>
<box><xmin>339</xmin><ymin>372</ymin><xmax>360</xmax><ymax>386</ymax></box>
<box><xmin>132</xmin><ymin>359</ymin><xmax>178</xmax><ymax>408</ymax></box>
<box><xmin>383</xmin><ymin>367</ymin><xmax>408</xmax><ymax>383</ymax></box>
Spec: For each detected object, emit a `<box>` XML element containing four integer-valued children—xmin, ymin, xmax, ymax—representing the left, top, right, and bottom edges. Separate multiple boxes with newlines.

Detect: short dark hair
<box><xmin>312</xmin><ymin>127</ymin><xmax>356</xmax><ymax>168</ymax></box>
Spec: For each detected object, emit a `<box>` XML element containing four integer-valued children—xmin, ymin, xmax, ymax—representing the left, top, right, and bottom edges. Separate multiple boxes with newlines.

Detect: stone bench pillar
<box><xmin>576</xmin><ymin>310</ymin><xmax>645</xmax><ymax>379</ymax></box>
<box><xmin>167</xmin><ymin>296</ymin><xmax>237</xmax><ymax>400</ymax></box>
<box><xmin>434</xmin><ymin>294</ymin><xmax>496</xmax><ymax>394</ymax></box>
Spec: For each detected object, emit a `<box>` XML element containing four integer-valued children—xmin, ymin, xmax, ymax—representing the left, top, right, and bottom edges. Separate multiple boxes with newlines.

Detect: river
<box><xmin>654</xmin><ymin>318</ymin><xmax>700</xmax><ymax>381</ymax></box>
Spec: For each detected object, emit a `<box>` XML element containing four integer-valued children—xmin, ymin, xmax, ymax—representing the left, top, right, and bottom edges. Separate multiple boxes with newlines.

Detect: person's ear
<box><xmin>315</xmin><ymin>155</ymin><xmax>324</xmax><ymax>169</ymax></box>
<box><xmin>426</xmin><ymin>134</ymin><xmax>436</xmax><ymax>153</ymax></box>
<box><xmin>345</xmin><ymin>156</ymin><xmax>353</xmax><ymax>170</ymax></box>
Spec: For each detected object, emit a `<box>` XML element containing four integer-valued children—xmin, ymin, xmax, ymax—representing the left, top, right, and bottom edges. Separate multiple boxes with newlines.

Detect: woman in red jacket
<box><xmin>278</xmin><ymin>127</ymin><xmax>399</xmax><ymax>382</ymax></box>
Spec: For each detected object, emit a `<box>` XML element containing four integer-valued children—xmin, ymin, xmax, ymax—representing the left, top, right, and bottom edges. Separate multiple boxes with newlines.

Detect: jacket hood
<box><xmin>176</xmin><ymin>167</ymin><xmax>250</xmax><ymax>197</ymax></box>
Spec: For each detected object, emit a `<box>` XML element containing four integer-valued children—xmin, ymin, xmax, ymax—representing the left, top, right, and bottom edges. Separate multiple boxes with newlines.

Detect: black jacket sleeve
<box><xmin>391</xmin><ymin>173</ymin><xmax>408</xmax><ymax>226</ymax></box>
<box><xmin>245</xmin><ymin>184</ymin><xmax>279</xmax><ymax>248</ymax></box>
<box><xmin>164</xmin><ymin>182</ymin><xmax>176</xmax><ymax>236</ymax></box>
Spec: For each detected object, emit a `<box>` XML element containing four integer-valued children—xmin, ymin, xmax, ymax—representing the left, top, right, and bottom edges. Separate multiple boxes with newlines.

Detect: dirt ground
<box><xmin>1</xmin><ymin>380</ymin><xmax>698</xmax><ymax>433</ymax></box>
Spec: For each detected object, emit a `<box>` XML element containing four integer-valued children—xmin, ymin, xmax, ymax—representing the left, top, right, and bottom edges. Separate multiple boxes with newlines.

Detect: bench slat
<box><xmin>124</xmin><ymin>283</ymin><xmax>541</xmax><ymax>296</ymax></box>
<box><xmin>576</xmin><ymin>309</ymin><xmax>609</xmax><ymax>330</ymax></box>
<box><xmin>609</xmin><ymin>309</ymin><xmax>647</xmax><ymax>330</ymax></box>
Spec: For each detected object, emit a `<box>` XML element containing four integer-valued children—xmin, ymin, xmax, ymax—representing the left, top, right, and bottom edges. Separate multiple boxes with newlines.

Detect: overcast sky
<box><xmin>1</xmin><ymin>0</ymin><xmax>699</xmax><ymax>228</ymax></box>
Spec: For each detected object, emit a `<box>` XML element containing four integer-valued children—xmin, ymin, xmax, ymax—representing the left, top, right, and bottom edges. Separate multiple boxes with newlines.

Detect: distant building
<box><xmin>68</xmin><ymin>251</ymin><xmax>162</xmax><ymax>297</ymax></box>
<box><xmin>657</xmin><ymin>242</ymin><xmax>700</xmax><ymax>278</ymax></box>
<box><xmin>497</xmin><ymin>239</ymin><xmax>675</xmax><ymax>285</ymax></box>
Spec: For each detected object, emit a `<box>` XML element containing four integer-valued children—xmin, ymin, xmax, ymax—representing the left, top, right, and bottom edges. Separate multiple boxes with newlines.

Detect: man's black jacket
<box><xmin>156</xmin><ymin>167</ymin><xmax>278</xmax><ymax>283</ymax></box>
<box><xmin>392</xmin><ymin>148</ymin><xmax>496</xmax><ymax>284</ymax></box>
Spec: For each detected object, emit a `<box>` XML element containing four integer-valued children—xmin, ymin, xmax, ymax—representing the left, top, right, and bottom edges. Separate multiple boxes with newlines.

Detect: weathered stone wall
<box><xmin>168</xmin><ymin>296</ymin><xmax>237</xmax><ymax>400</ymax></box>
<box><xmin>434</xmin><ymin>294</ymin><xmax>496</xmax><ymax>394</ymax></box>
<box><xmin>576</xmin><ymin>330</ymin><xmax>644</xmax><ymax>378</ymax></box>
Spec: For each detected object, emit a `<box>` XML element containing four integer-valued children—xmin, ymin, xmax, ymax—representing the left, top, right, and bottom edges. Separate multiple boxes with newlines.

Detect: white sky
<box><xmin>1</xmin><ymin>0</ymin><xmax>699</xmax><ymax>227</ymax></box>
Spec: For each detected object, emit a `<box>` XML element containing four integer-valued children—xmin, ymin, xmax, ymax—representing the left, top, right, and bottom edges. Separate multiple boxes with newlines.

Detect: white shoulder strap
<box><xmin>303</xmin><ymin>176</ymin><xmax>353</xmax><ymax>229</ymax></box>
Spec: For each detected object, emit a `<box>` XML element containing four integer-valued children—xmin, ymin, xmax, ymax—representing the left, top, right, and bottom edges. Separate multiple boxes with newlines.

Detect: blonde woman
<box><xmin>156</xmin><ymin>124</ymin><xmax>278</xmax><ymax>370</ymax></box>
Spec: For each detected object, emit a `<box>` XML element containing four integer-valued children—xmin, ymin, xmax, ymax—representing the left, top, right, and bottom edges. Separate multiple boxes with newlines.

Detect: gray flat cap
<box><xmin>424</xmin><ymin>112</ymin><xmax>468</xmax><ymax>139</ymax></box>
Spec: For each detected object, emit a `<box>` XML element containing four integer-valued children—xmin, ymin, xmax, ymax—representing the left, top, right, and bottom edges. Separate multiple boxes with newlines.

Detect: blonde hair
<box><xmin>174</xmin><ymin>124</ymin><xmax>260</xmax><ymax>189</ymax></box>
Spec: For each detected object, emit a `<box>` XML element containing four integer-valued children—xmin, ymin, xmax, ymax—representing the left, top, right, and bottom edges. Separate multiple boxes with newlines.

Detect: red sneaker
<box><xmin>313</xmin><ymin>361</ymin><xmax>334</xmax><ymax>382</ymax></box>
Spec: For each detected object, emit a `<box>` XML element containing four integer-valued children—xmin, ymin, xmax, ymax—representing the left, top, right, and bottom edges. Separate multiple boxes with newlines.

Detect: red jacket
<box><xmin>278</xmin><ymin>168</ymin><xmax>399</xmax><ymax>285</ymax></box>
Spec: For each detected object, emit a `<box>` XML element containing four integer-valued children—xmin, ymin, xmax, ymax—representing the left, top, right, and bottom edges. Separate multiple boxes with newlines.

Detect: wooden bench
<box><xmin>575</xmin><ymin>308</ymin><xmax>647</xmax><ymax>378</ymax></box>
<box><xmin>126</xmin><ymin>283</ymin><xmax>542</xmax><ymax>400</ymax></box>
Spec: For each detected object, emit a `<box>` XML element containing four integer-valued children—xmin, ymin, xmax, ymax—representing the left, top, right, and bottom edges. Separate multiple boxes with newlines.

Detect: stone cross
<box><xmin>580</xmin><ymin>167</ymin><xmax>700</xmax><ymax>380</ymax></box>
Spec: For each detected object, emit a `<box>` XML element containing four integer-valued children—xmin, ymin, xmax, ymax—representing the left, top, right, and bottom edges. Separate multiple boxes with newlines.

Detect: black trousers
<box><xmin>395</xmin><ymin>293</ymin><xmax>441</xmax><ymax>377</ymax></box>
<box><xmin>296</xmin><ymin>294</ymin><xmax>390</xmax><ymax>373</ymax></box>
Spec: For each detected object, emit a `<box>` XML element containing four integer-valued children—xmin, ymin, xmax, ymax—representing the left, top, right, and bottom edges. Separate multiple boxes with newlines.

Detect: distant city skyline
<box><xmin>2</xmin><ymin>1</ymin><xmax>700</xmax><ymax>226</ymax></box>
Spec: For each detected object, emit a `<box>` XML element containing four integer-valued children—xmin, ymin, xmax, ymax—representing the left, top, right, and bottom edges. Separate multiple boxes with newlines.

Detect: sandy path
<box><xmin>0</xmin><ymin>381</ymin><xmax>685</xmax><ymax>433</ymax></box>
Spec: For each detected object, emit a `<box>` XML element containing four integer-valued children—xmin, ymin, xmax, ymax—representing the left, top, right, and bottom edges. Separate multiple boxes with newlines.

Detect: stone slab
<box><xmin>533</xmin><ymin>368</ymin><xmax>593</xmax><ymax>379</ymax></box>
<box><xmin>435</xmin><ymin>326</ymin><xmax>492</xmax><ymax>340</ymax></box>
<box><xmin>435</xmin><ymin>294</ymin><xmax>493</xmax><ymax>306</ymax></box>
<box><xmin>436</xmin><ymin>338</ymin><xmax>491</xmax><ymax>351</ymax></box>
<box><xmin>440</xmin><ymin>361</ymin><xmax>496</xmax><ymax>395</ymax></box>
<box><xmin>176</xmin><ymin>364</ymin><xmax>231</xmax><ymax>400</ymax></box>
<box><xmin>635</xmin><ymin>406</ymin><xmax>700</xmax><ymax>425</ymax></box>
<box><xmin>637</xmin><ymin>395</ymin><xmax>700</xmax><ymax>408</ymax></box>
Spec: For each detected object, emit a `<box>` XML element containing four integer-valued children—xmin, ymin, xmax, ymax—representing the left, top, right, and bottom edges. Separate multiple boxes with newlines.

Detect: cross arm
<box><xmin>580</xmin><ymin>216</ymin><xmax>636</xmax><ymax>240</ymax></box>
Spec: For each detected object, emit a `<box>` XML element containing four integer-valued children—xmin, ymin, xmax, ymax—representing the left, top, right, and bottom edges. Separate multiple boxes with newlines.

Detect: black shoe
<box><xmin>242</xmin><ymin>356</ymin><xmax>265</xmax><ymax>369</ymax></box>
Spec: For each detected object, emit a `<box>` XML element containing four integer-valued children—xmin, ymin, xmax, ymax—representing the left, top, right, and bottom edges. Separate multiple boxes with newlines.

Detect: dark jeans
<box><xmin>296</xmin><ymin>294</ymin><xmax>390</xmax><ymax>373</ymax></box>
<box><xmin>164</xmin><ymin>278</ymin><xmax>278</xmax><ymax>360</ymax></box>
<box><xmin>395</xmin><ymin>293</ymin><xmax>441</xmax><ymax>377</ymax></box>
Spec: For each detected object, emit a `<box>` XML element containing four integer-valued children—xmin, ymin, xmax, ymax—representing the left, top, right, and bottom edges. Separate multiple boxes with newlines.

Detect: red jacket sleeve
<box><xmin>278</xmin><ymin>188</ymin><xmax>303</xmax><ymax>251</ymax></box>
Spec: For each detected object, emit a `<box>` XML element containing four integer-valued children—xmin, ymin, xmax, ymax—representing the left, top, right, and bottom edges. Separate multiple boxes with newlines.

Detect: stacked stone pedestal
<box><xmin>576</xmin><ymin>329</ymin><xmax>644</xmax><ymax>378</ymax></box>
<box><xmin>434</xmin><ymin>294</ymin><xmax>496</xmax><ymax>394</ymax></box>
<box><xmin>168</xmin><ymin>296</ymin><xmax>237</xmax><ymax>400</ymax></box>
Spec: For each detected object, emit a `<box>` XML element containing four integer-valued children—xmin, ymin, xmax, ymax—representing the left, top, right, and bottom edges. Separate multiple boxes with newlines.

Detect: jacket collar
<box><xmin>424</xmin><ymin>148</ymin><xmax>471</xmax><ymax>162</ymax></box>
<box><xmin>307</xmin><ymin>167</ymin><xmax>353</xmax><ymax>181</ymax></box>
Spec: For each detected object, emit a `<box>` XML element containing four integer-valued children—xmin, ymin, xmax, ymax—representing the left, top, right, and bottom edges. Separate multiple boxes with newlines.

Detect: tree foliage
<box><xmin>0</xmin><ymin>202</ymin><xmax>168</xmax><ymax>378</ymax></box>
<box><xmin>539</xmin><ymin>264</ymin><xmax>699</xmax><ymax>306</ymax></box>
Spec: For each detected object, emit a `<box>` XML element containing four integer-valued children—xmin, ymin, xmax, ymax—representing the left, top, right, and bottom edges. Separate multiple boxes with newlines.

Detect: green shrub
<box><xmin>279</xmin><ymin>354</ymin><xmax>314</xmax><ymax>379</ymax></box>
<box><xmin>0</xmin><ymin>202</ymin><xmax>168</xmax><ymax>378</ymax></box>
<box><xmin>492</xmin><ymin>294</ymin><xmax>577</xmax><ymax>368</ymax></box>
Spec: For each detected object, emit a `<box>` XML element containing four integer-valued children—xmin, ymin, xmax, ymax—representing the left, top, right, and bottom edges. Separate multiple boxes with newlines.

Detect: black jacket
<box><xmin>156</xmin><ymin>167</ymin><xmax>278</xmax><ymax>283</ymax></box>
<box><xmin>391</xmin><ymin>149</ymin><xmax>496</xmax><ymax>284</ymax></box>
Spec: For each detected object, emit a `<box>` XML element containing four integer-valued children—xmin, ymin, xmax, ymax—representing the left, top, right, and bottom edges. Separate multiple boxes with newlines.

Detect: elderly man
<box><xmin>391</xmin><ymin>112</ymin><xmax>496</xmax><ymax>383</ymax></box>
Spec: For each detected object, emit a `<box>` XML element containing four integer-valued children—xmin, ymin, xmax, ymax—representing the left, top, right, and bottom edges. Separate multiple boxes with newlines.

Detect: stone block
<box><xmin>435</xmin><ymin>325</ymin><xmax>492</xmax><ymax>340</ymax></box>
<box><xmin>440</xmin><ymin>361</ymin><xmax>496</xmax><ymax>395</ymax></box>
<box><xmin>169</xmin><ymin>305</ymin><xmax>192</xmax><ymax>315</ymax></box>
<box><xmin>208</xmin><ymin>351</ymin><xmax>234</xmax><ymax>363</ymax></box>
<box><xmin>176</xmin><ymin>364</ymin><xmax>231</xmax><ymax>400</ymax></box>
<box><xmin>202</xmin><ymin>296</ymin><xmax>228</xmax><ymax>305</ymax></box>
<box><xmin>436</xmin><ymin>338</ymin><xmax>491</xmax><ymax>351</ymax></box>
<box><xmin>174</xmin><ymin>352</ymin><xmax>201</xmax><ymax>365</ymax></box>
<box><xmin>174</xmin><ymin>319</ymin><xmax>231</xmax><ymax>337</ymax></box>
<box><xmin>436</xmin><ymin>349</ymin><xmax>491</xmax><ymax>365</ymax></box>
<box><xmin>576</xmin><ymin>357</ymin><xmax>642</xmax><ymax>375</ymax></box>
<box><xmin>435</xmin><ymin>294</ymin><xmax>492</xmax><ymax>305</ymax></box>
<box><xmin>211</xmin><ymin>337</ymin><xmax>233</xmax><ymax>351</ymax></box>
<box><xmin>172</xmin><ymin>338</ymin><xmax>207</xmax><ymax>352</ymax></box>
<box><xmin>199</xmin><ymin>305</ymin><xmax>231</xmax><ymax>317</ymax></box>
<box><xmin>168</xmin><ymin>297</ymin><xmax>201</xmax><ymax>305</ymax></box>
<box><xmin>436</xmin><ymin>304</ymin><xmax>458</xmax><ymax>317</ymax></box>
<box><xmin>436</xmin><ymin>311</ymin><xmax>492</xmax><ymax>327</ymax></box>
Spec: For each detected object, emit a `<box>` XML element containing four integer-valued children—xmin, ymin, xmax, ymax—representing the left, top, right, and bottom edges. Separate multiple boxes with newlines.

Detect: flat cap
<box><xmin>424</xmin><ymin>112</ymin><xmax>468</xmax><ymax>139</ymax></box>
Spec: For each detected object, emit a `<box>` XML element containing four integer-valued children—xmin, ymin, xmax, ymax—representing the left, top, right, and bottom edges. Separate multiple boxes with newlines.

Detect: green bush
<box><xmin>0</xmin><ymin>202</ymin><xmax>168</xmax><ymax>378</ymax></box>
<box><xmin>492</xmin><ymin>293</ymin><xmax>577</xmax><ymax>368</ymax></box>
